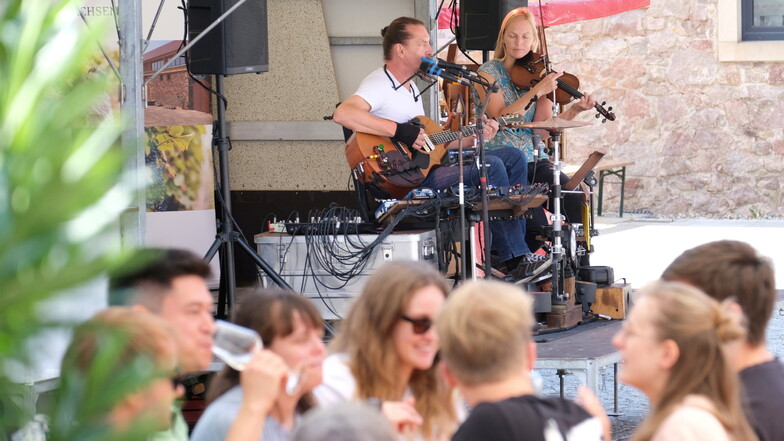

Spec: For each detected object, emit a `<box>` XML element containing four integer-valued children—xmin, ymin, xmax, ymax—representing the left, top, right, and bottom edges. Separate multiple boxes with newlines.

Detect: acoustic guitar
<box><xmin>345</xmin><ymin>114</ymin><xmax>526</xmax><ymax>200</ymax></box>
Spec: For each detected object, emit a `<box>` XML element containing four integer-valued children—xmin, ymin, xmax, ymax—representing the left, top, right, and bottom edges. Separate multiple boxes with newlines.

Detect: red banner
<box><xmin>439</xmin><ymin>0</ymin><xmax>650</xmax><ymax>29</ymax></box>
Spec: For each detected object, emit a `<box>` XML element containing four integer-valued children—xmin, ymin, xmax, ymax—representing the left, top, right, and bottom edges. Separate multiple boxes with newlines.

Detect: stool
<box><xmin>595</xmin><ymin>161</ymin><xmax>634</xmax><ymax>217</ymax></box>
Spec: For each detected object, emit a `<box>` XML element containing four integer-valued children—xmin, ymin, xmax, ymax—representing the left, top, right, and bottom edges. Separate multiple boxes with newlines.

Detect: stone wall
<box><xmin>546</xmin><ymin>0</ymin><xmax>784</xmax><ymax>218</ymax></box>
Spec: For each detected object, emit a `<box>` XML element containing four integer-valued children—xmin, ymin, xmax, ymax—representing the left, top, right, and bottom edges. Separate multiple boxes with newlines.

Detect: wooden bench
<box><xmin>562</xmin><ymin>159</ymin><xmax>635</xmax><ymax>218</ymax></box>
<box><xmin>594</xmin><ymin>161</ymin><xmax>634</xmax><ymax>217</ymax></box>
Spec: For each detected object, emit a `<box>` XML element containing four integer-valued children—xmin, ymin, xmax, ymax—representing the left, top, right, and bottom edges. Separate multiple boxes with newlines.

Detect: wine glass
<box><xmin>212</xmin><ymin>320</ymin><xmax>303</xmax><ymax>395</ymax></box>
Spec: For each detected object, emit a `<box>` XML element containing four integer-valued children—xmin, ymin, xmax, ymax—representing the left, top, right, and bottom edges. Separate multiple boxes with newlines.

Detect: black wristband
<box><xmin>392</xmin><ymin>122</ymin><xmax>420</xmax><ymax>147</ymax></box>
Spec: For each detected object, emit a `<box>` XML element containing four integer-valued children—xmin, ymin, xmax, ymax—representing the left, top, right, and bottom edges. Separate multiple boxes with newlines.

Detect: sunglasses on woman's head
<box><xmin>400</xmin><ymin>315</ymin><xmax>433</xmax><ymax>334</ymax></box>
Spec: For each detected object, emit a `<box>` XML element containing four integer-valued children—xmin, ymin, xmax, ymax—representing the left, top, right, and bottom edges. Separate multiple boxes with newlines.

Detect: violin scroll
<box><xmin>594</xmin><ymin>102</ymin><xmax>615</xmax><ymax>123</ymax></box>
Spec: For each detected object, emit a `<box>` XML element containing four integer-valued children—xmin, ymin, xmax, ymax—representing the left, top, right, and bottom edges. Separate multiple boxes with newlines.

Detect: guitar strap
<box><xmin>366</xmin><ymin>171</ymin><xmax>393</xmax><ymax>199</ymax></box>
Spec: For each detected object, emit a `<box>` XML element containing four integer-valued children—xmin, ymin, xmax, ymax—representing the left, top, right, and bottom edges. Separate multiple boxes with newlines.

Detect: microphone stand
<box><xmin>474</xmin><ymin>80</ymin><xmax>499</xmax><ymax>278</ymax></box>
<box><xmin>419</xmin><ymin>65</ymin><xmax>495</xmax><ymax>278</ymax></box>
<box><xmin>453</xmin><ymin>94</ymin><xmax>469</xmax><ymax>281</ymax></box>
<box><xmin>549</xmin><ymin>94</ymin><xmax>566</xmax><ymax>303</ymax></box>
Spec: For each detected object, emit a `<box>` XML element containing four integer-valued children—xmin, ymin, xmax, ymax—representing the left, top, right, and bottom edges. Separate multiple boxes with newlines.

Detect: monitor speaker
<box><xmin>187</xmin><ymin>0</ymin><xmax>269</xmax><ymax>76</ymax></box>
<box><xmin>458</xmin><ymin>0</ymin><xmax>528</xmax><ymax>51</ymax></box>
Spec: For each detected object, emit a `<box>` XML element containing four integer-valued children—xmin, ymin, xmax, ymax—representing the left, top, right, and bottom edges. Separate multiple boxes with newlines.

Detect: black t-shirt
<box><xmin>739</xmin><ymin>358</ymin><xmax>784</xmax><ymax>441</ymax></box>
<box><xmin>451</xmin><ymin>395</ymin><xmax>603</xmax><ymax>441</ymax></box>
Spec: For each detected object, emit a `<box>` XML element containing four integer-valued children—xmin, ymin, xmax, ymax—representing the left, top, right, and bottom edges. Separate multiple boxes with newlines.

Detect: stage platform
<box><xmin>534</xmin><ymin>318</ymin><xmax>622</xmax><ymax>411</ymax></box>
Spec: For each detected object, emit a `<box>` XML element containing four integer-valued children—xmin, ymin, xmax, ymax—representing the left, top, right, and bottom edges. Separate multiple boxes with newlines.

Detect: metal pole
<box><xmin>215</xmin><ymin>75</ymin><xmax>237</xmax><ymax>312</ymax></box>
<box><xmin>119</xmin><ymin>0</ymin><xmax>145</xmax><ymax>248</ymax></box>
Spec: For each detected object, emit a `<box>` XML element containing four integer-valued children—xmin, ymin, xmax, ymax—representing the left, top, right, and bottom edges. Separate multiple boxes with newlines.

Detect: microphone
<box><xmin>420</xmin><ymin>57</ymin><xmax>479</xmax><ymax>77</ymax></box>
<box><xmin>419</xmin><ymin>61</ymin><xmax>473</xmax><ymax>87</ymax></box>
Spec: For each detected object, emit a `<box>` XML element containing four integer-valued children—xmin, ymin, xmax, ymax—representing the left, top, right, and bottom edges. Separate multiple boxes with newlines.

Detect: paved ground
<box><xmin>589</xmin><ymin>213</ymin><xmax>784</xmax><ymax>292</ymax></box>
<box><xmin>535</xmin><ymin>212</ymin><xmax>784</xmax><ymax>440</ymax></box>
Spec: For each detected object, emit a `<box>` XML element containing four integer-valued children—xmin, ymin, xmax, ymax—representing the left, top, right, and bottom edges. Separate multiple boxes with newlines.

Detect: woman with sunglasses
<box><xmin>314</xmin><ymin>260</ymin><xmax>458</xmax><ymax>440</ymax></box>
<box><xmin>613</xmin><ymin>281</ymin><xmax>758</xmax><ymax>441</ymax></box>
<box><xmin>192</xmin><ymin>289</ymin><xmax>327</xmax><ymax>441</ymax></box>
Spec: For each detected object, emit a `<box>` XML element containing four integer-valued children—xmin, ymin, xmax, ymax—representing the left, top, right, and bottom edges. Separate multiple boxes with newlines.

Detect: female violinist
<box><xmin>473</xmin><ymin>7</ymin><xmax>595</xmax><ymax>239</ymax></box>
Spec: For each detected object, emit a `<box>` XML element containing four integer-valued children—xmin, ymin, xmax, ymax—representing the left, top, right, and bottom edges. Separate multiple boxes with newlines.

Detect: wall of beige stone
<box><xmin>549</xmin><ymin>0</ymin><xmax>783</xmax><ymax>218</ymax></box>
<box><xmin>224</xmin><ymin>0</ymin><xmax>346</xmax><ymax>192</ymax></box>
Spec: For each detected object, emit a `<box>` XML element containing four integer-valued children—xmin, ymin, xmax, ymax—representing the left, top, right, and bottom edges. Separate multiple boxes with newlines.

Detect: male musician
<box><xmin>333</xmin><ymin>16</ymin><xmax>547</xmax><ymax>279</ymax></box>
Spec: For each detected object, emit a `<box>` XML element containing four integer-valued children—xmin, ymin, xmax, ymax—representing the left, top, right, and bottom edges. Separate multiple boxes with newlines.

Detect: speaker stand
<box><xmin>204</xmin><ymin>75</ymin><xmax>290</xmax><ymax>318</ymax></box>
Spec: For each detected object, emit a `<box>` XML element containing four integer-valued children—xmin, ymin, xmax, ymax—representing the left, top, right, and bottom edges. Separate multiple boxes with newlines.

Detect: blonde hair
<box><xmin>331</xmin><ymin>261</ymin><xmax>455</xmax><ymax>439</ymax></box>
<box><xmin>631</xmin><ymin>281</ymin><xmax>757</xmax><ymax>441</ymax></box>
<box><xmin>436</xmin><ymin>280</ymin><xmax>533</xmax><ymax>386</ymax></box>
<box><xmin>63</xmin><ymin>307</ymin><xmax>176</xmax><ymax>374</ymax></box>
<box><xmin>493</xmin><ymin>7</ymin><xmax>540</xmax><ymax>60</ymax></box>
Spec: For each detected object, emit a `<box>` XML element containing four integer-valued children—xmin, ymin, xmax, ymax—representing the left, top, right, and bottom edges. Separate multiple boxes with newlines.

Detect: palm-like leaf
<box><xmin>1</xmin><ymin>1</ymin><xmax>157</xmax><ymax>440</ymax></box>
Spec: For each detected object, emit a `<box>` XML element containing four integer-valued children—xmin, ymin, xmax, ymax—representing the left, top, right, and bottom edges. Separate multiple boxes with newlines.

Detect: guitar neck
<box><xmin>421</xmin><ymin>114</ymin><xmax>524</xmax><ymax>146</ymax></box>
<box><xmin>427</xmin><ymin>126</ymin><xmax>478</xmax><ymax>146</ymax></box>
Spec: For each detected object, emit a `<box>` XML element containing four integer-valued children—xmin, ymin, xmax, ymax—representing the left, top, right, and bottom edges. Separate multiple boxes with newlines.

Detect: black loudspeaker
<box><xmin>187</xmin><ymin>0</ymin><xmax>269</xmax><ymax>76</ymax></box>
<box><xmin>458</xmin><ymin>0</ymin><xmax>528</xmax><ymax>51</ymax></box>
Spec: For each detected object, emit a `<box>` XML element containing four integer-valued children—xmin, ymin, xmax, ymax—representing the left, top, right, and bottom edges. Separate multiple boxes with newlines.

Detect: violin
<box><xmin>510</xmin><ymin>51</ymin><xmax>616</xmax><ymax>123</ymax></box>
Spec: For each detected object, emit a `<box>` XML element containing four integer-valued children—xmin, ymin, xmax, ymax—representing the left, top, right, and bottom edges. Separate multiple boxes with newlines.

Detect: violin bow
<box><xmin>537</xmin><ymin>0</ymin><xmax>550</xmax><ymax>71</ymax></box>
<box><xmin>535</xmin><ymin>0</ymin><xmax>559</xmax><ymax>109</ymax></box>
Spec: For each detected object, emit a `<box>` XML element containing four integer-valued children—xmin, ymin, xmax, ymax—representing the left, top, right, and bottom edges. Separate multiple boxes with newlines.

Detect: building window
<box><xmin>171</xmin><ymin>55</ymin><xmax>186</xmax><ymax>67</ymax></box>
<box><xmin>742</xmin><ymin>0</ymin><xmax>784</xmax><ymax>40</ymax></box>
<box><xmin>718</xmin><ymin>0</ymin><xmax>784</xmax><ymax>61</ymax></box>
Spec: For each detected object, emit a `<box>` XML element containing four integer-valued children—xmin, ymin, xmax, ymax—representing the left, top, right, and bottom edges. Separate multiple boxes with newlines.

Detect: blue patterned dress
<box><xmin>473</xmin><ymin>59</ymin><xmax>546</xmax><ymax>163</ymax></box>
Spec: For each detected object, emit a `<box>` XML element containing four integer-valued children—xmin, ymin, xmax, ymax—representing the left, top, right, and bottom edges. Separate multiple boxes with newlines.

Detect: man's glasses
<box><xmin>400</xmin><ymin>315</ymin><xmax>433</xmax><ymax>334</ymax></box>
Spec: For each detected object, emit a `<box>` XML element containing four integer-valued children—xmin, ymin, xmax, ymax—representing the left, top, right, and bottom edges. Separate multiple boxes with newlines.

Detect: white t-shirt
<box><xmin>314</xmin><ymin>353</ymin><xmax>467</xmax><ymax>441</ymax></box>
<box><xmin>354</xmin><ymin>66</ymin><xmax>425</xmax><ymax>124</ymax></box>
<box><xmin>313</xmin><ymin>353</ymin><xmax>356</xmax><ymax>404</ymax></box>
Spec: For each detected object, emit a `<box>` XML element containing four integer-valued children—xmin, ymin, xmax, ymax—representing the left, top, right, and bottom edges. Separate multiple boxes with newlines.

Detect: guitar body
<box><xmin>345</xmin><ymin>113</ymin><xmax>524</xmax><ymax>200</ymax></box>
<box><xmin>345</xmin><ymin>116</ymin><xmax>449</xmax><ymax>200</ymax></box>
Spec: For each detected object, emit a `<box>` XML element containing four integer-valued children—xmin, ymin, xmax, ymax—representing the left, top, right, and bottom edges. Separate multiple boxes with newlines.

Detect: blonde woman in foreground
<box><xmin>613</xmin><ymin>281</ymin><xmax>758</xmax><ymax>441</ymax></box>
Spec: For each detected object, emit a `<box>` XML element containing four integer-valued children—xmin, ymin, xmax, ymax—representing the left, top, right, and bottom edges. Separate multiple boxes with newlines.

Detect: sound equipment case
<box><xmin>254</xmin><ymin>230</ymin><xmax>438</xmax><ymax>320</ymax></box>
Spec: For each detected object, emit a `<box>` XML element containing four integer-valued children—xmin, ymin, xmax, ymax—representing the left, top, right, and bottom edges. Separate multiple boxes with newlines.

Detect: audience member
<box><xmin>191</xmin><ymin>289</ymin><xmax>326</xmax><ymax>441</ymax></box>
<box><xmin>110</xmin><ymin>248</ymin><xmax>215</xmax><ymax>373</ymax></box>
<box><xmin>59</xmin><ymin>307</ymin><xmax>182</xmax><ymax>436</ymax></box>
<box><xmin>110</xmin><ymin>248</ymin><xmax>285</xmax><ymax>441</ymax></box>
<box><xmin>314</xmin><ymin>260</ymin><xmax>458</xmax><ymax>440</ymax></box>
<box><xmin>662</xmin><ymin>240</ymin><xmax>783</xmax><ymax>441</ymax></box>
<box><xmin>436</xmin><ymin>280</ymin><xmax>609</xmax><ymax>441</ymax></box>
<box><xmin>612</xmin><ymin>281</ymin><xmax>758</xmax><ymax>441</ymax></box>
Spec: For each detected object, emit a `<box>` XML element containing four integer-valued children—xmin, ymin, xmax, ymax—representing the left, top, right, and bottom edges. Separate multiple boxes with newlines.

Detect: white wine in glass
<box><xmin>212</xmin><ymin>319</ymin><xmax>302</xmax><ymax>394</ymax></box>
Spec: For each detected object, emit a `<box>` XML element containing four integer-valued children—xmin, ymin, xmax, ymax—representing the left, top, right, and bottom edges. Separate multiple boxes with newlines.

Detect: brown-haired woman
<box><xmin>613</xmin><ymin>281</ymin><xmax>758</xmax><ymax>441</ymax></box>
<box><xmin>192</xmin><ymin>289</ymin><xmax>326</xmax><ymax>441</ymax></box>
<box><xmin>314</xmin><ymin>260</ymin><xmax>458</xmax><ymax>441</ymax></box>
